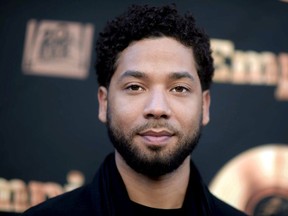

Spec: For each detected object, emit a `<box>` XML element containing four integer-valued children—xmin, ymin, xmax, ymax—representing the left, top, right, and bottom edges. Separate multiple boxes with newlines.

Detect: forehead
<box><xmin>114</xmin><ymin>37</ymin><xmax>198</xmax><ymax>80</ymax></box>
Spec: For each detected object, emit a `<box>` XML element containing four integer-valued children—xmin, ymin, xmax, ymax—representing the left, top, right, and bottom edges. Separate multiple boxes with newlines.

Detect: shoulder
<box><xmin>22</xmin><ymin>185</ymin><xmax>94</xmax><ymax>216</ymax></box>
<box><xmin>210</xmin><ymin>193</ymin><xmax>248</xmax><ymax>216</ymax></box>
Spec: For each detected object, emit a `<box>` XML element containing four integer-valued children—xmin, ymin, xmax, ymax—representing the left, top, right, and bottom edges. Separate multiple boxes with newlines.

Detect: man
<box><xmin>23</xmin><ymin>4</ymin><xmax>247</xmax><ymax>216</ymax></box>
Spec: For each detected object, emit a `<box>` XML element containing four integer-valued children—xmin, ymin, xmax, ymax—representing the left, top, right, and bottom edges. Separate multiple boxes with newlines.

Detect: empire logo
<box><xmin>22</xmin><ymin>19</ymin><xmax>94</xmax><ymax>79</ymax></box>
<box><xmin>0</xmin><ymin>170</ymin><xmax>84</xmax><ymax>213</ymax></box>
<box><xmin>211</xmin><ymin>39</ymin><xmax>288</xmax><ymax>101</ymax></box>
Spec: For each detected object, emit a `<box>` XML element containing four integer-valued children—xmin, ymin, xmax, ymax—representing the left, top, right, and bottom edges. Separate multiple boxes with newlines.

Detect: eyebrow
<box><xmin>169</xmin><ymin>71</ymin><xmax>195</xmax><ymax>82</ymax></box>
<box><xmin>118</xmin><ymin>70</ymin><xmax>147</xmax><ymax>82</ymax></box>
<box><xmin>118</xmin><ymin>70</ymin><xmax>195</xmax><ymax>82</ymax></box>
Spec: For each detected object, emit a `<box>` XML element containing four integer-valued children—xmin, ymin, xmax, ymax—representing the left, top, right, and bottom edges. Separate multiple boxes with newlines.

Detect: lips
<box><xmin>138</xmin><ymin>129</ymin><xmax>174</xmax><ymax>145</ymax></box>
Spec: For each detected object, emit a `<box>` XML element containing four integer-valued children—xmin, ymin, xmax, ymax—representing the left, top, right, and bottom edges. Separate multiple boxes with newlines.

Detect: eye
<box><xmin>125</xmin><ymin>84</ymin><xmax>145</xmax><ymax>92</ymax></box>
<box><xmin>171</xmin><ymin>86</ymin><xmax>190</xmax><ymax>93</ymax></box>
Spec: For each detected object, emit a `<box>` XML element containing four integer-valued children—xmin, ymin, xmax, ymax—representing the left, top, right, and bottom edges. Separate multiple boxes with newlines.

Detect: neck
<box><xmin>115</xmin><ymin>151</ymin><xmax>191</xmax><ymax>209</ymax></box>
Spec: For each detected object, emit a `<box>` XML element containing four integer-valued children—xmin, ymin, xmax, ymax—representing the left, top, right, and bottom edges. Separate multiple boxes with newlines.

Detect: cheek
<box><xmin>109</xmin><ymin>97</ymin><xmax>141</xmax><ymax>126</ymax></box>
<box><xmin>172</xmin><ymin>100</ymin><xmax>202</xmax><ymax>126</ymax></box>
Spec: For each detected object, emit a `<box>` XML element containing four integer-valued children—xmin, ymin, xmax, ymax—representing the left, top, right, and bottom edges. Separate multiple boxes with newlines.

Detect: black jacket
<box><xmin>22</xmin><ymin>153</ymin><xmax>248</xmax><ymax>216</ymax></box>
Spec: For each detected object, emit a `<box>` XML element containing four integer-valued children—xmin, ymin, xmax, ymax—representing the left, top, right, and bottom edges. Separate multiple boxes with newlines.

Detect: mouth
<box><xmin>138</xmin><ymin>129</ymin><xmax>174</xmax><ymax>146</ymax></box>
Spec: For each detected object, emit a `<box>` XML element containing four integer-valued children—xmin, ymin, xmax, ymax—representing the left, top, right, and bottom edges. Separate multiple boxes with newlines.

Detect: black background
<box><xmin>0</xmin><ymin>1</ymin><xmax>288</xmax><ymax>214</ymax></box>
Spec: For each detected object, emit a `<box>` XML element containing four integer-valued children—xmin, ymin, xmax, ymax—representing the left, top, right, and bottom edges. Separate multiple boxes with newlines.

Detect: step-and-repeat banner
<box><xmin>1</xmin><ymin>0</ymin><xmax>288</xmax><ymax>215</ymax></box>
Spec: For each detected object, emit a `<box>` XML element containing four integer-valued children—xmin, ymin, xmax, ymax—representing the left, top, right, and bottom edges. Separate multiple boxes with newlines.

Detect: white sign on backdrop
<box><xmin>22</xmin><ymin>19</ymin><xmax>94</xmax><ymax>79</ymax></box>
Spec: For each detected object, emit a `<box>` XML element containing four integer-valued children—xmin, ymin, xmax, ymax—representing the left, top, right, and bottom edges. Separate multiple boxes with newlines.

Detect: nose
<box><xmin>143</xmin><ymin>89</ymin><xmax>172</xmax><ymax>119</ymax></box>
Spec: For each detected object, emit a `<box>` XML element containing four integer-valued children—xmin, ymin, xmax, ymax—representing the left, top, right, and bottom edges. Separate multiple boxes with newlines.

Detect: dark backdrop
<box><xmin>1</xmin><ymin>0</ymin><xmax>288</xmax><ymax>214</ymax></box>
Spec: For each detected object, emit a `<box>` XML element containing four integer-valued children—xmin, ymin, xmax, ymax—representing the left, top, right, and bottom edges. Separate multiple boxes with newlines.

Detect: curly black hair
<box><xmin>95</xmin><ymin>4</ymin><xmax>214</xmax><ymax>90</ymax></box>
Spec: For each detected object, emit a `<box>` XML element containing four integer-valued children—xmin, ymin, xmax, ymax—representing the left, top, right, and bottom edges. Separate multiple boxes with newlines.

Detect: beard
<box><xmin>106</xmin><ymin>107</ymin><xmax>202</xmax><ymax>178</ymax></box>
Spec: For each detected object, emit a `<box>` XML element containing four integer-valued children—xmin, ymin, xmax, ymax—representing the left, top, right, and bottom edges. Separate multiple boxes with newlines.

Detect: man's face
<box><xmin>98</xmin><ymin>37</ymin><xmax>210</xmax><ymax>177</ymax></box>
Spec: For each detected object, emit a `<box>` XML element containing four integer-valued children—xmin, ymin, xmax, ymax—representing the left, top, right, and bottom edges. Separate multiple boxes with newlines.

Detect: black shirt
<box><xmin>131</xmin><ymin>201</ymin><xmax>186</xmax><ymax>216</ymax></box>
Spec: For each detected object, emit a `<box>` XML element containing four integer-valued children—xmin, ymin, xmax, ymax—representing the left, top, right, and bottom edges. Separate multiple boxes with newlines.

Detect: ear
<box><xmin>98</xmin><ymin>86</ymin><xmax>108</xmax><ymax>123</ymax></box>
<box><xmin>202</xmin><ymin>90</ymin><xmax>211</xmax><ymax>126</ymax></box>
